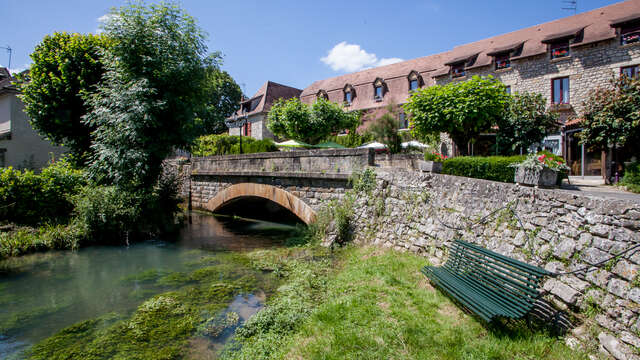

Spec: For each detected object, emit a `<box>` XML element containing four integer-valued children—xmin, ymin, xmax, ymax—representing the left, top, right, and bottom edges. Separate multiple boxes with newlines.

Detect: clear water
<box><xmin>0</xmin><ymin>212</ymin><xmax>295</xmax><ymax>359</ymax></box>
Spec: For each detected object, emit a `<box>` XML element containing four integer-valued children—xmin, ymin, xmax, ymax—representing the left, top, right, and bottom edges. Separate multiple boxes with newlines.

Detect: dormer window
<box><xmin>317</xmin><ymin>90</ymin><xmax>328</xmax><ymax>101</ymax></box>
<box><xmin>343</xmin><ymin>84</ymin><xmax>355</xmax><ymax>105</ymax></box>
<box><xmin>408</xmin><ymin>71</ymin><xmax>422</xmax><ymax>92</ymax></box>
<box><xmin>373</xmin><ymin>78</ymin><xmax>386</xmax><ymax>101</ymax></box>
<box><xmin>495</xmin><ymin>54</ymin><xmax>510</xmax><ymax>70</ymax></box>
<box><xmin>550</xmin><ymin>41</ymin><xmax>570</xmax><ymax>59</ymax></box>
<box><xmin>451</xmin><ymin>63</ymin><xmax>465</xmax><ymax>78</ymax></box>
<box><xmin>621</xmin><ymin>23</ymin><xmax>640</xmax><ymax>45</ymax></box>
<box><xmin>542</xmin><ymin>28</ymin><xmax>583</xmax><ymax>60</ymax></box>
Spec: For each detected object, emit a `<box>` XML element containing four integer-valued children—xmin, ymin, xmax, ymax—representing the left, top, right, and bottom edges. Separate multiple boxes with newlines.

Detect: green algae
<box><xmin>27</xmin><ymin>249</ymin><xmax>279</xmax><ymax>360</ymax></box>
<box><xmin>118</xmin><ymin>268</ymin><xmax>168</xmax><ymax>283</ymax></box>
<box><xmin>0</xmin><ymin>301</ymin><xmax>72</xmax><ymax>335</ymax></box>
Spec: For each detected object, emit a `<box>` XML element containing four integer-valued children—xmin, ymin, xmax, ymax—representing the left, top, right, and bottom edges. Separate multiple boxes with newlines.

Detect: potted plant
<box><xmin>512</xmin><ymin>153</ymin><xmax>569</xmax><ymax>187</ymax></box>
<box><xmin>418</xmin><ymin>151</ymin><xmax>447</xmax><ymax>173</ymax></box>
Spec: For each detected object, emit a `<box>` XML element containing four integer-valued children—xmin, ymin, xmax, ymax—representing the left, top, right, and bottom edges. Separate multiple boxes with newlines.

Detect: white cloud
<box><xmin>320</xmin><ymin>42</ymin><xmax>404</xmax><ymax>72</ymax></box>
<box><xmin>0</xmin><ymin>63</ymin><xmax>30</xmax><ymax>75</ymax></box>
<box><xmin>96</xmin><ymin>14</ymin><xmax>117</xmax><ymax>33</ymax></box>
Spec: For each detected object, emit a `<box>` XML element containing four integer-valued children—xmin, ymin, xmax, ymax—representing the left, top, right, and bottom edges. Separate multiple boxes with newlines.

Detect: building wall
<box><xmin>0</xmin><ymin>94</ymin><xmax>66</xmax><ymax>170</ymax></box>
<box><xmin>228</xmin><ymin>114</ymin><xmax>274</xmax><ymax>140</ymax></box>
<box><xmin>435</xmin><ymin>39</ymin><xmax>640</xmax><ymax>121</ymax></box>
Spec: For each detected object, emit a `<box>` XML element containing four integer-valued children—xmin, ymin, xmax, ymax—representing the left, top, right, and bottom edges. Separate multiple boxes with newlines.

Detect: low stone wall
<box><xmin>374</xmin><ymin>153</ymin><xmax>422</xmax><ymax>170</ymax></box>
<box><xmin>191</xmin><ymin>148</ymin><xmax>374</xmax><ymax>175</ymax></box>
<box><xmin>345</xmin><ymin>170</ymin><xmax>640</xmax><ymax>359</ymax></box>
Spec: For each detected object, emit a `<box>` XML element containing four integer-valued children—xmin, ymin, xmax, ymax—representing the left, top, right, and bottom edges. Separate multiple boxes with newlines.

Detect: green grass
<box><xmin>224</xmin><ymin>246</ymin><xmax>589</xmax><ymax>360</ymax></box>
<box><xmin>0</xmin><ymin>222</ymin><xmax>88</xmax><ymax>260</ymax></box>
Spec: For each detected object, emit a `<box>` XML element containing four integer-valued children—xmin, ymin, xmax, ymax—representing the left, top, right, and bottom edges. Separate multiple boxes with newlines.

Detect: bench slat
<box><xmin>421</xmin><ymin>239</ymin><xmax>548</xmax><ymax>322</ymax></box>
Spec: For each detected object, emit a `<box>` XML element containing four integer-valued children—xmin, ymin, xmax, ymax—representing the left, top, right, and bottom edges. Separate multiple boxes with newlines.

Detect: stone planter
<box><xmin>514</xmin><ymin>167</ymin><xmax>558</xmax><ymax>188</ymax></box>
<box><xmin>418</xmin><ymin>160</ymin><xmax>442</xmax><ymax>173</ymax></box>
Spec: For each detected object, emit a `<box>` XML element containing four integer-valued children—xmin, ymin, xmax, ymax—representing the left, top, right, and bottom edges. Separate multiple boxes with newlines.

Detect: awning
<box><xmin>313</xmin><ymin>141</ymin><xmax>346</xmax><ymax>149</ymax></box>
<box><xmin>444</xmin><ymin>53</ymin><xmax>478</xmax><ymax>66</ymax></box>
<box><xmin>275</xmin><ymin>139</ymin><xmax>311</xmax><ymax>148</ymax></box>
<box><xmin>486</xmin><ymin>42</ymin><xmax>524</xmax><ymax>56</ymax></box>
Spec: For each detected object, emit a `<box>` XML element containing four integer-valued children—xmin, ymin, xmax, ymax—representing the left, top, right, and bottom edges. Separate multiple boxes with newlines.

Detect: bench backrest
<box><xmin>444</xmin><ymin>240</ymin><xmax>550</xmax><ymax>307</ymax></box>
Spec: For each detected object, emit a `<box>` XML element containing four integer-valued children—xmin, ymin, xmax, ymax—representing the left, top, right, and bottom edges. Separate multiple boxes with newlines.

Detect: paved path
<box><xmin>559</xmin><ymin>183</ymin><xmax>640</xmax><ymax>203</ymax></box>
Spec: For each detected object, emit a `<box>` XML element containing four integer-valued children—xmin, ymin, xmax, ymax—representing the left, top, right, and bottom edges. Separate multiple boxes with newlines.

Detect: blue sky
<box><xmin>2</xmin><ymin>0</ymin><xmax>621</xmax><ymax>96</ymax></box>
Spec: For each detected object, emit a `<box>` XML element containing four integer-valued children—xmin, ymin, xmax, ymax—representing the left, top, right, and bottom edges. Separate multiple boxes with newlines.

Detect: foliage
<box><xmin>18</xmin><ymin>32</ymin><xmax>108</xmax><ymax>165</ymax></box>
<box><xmin>193</xmin><ymin>63</ymin><xmax>243</xmax><ymax>136</ymax></box>
<box><xmin>323</xmin><ymin>129</ymin><xmax>373</xmax><ymax>148</ymax></box>
<box><xmin>496</xmin><ymin>92</ymin><xmax>558</xmax><ymax>155</ymax></box>
<box><xmin>512</xmin><ymin>152</ymin><xmax>569</xmax><ymax>172</ymax></box>
<box><xmin>0</xmin><ymin>221</ymin><xmax>88</xmax><ymax>260</ymax></box>
<box><xmin>621</xmin><ymin>162</ymin><xmax>640</xmax><ymax>193</ymax></box>
<box><xmin>580</xmin><ymin>76</ymin><xmax>640</xmax><ymax>153</ymax></box>
<box><xmin>349</xmin><ymin>168</ymin><xmax>377</xmax><ymax>194</ymax></box>
<box><xmin>424</xmin><ymin>151</ymin><xmax>447</xmax><ymax>163</ymax></box>
<box><xmin>190</xmin><ymin>134</ymin><xmax>278</xmax><ymax>156</ymax></box>
<box><xmin>0</xmin><ymin>159</ymin><xmax>87</xmax><ymax>226</ymax></box>
<box><xmin>71</xmin><ymin>171</ymin><xmax>181</xmax><ymax>243</ymax></box>
<box><xmin>267</xmin><ymin>97</ymin><xmax>360</xmax><ymax>144</ymax></box>
<box><xmin>404</xmin><ymin>75</ymin><xmax>509</xmax><ymax>155</ymax></box>
<box><xmin>368</xmin><ymin>105</ymin><xmax>402</xmax><ymax>154</ymax></box>
<box><xmin>84</xmin><ymin>2</ymin><xmax>210</xmax><ymax>190</ymax></box>
<box><xmin>223</xmin><ymin>246</ymin><xmax>586</xmax><ymax>360</ymax></box>
<box><xmin>442</xmin><ymin>155</ymin><xmax>526</xmax><ymax>183</ymax></box>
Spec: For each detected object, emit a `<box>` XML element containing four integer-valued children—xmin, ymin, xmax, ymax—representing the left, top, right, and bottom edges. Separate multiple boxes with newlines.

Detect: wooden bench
<box><xmin>421</xmin><ymin>240</ymin><xmax>550</xmax><ymax>322</ymax></box>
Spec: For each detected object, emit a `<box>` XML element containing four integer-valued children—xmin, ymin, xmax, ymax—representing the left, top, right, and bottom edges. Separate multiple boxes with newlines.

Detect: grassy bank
<box><xmin>0</xmin><ymin>222</ymin><xmax>88</xmax><ymax>260</ymax></box>
<box><xmin>222</xmin><ymin>245</ymin><xmax>588</xmax><ymax>360</ymax></box>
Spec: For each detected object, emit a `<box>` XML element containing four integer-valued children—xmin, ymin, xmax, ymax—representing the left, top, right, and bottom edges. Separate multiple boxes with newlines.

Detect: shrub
<box><xmin>622</xmin><ymin>162</ymin><xmax>640</xmax><ymax>193</ymax></box>
<box><xmin>442</xmin><ymin>155</ymin><xmax>526</xmax><ymax>183</ymax></box>
<box><xmin>191</xmin><ymin>134</ymin><xmax>278</xmax><ymax>156</ymax></box>
<box><xmin>368</xmin><ymin>110</ymin><xmax>402</xmax><ymax>154</ymax></box>
<box><xmin>0</xmin><ymin>159</ymin><xmax>87</xmax><ymax>225</ymax></box>
<box><xmin>0</xmin><ymin>221</ymin><xmax>88</xmax><ymax>260</ymax></box>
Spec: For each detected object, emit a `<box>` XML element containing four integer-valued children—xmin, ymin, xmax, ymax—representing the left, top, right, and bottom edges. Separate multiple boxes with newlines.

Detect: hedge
<box><xmin>622</xmin><ymin>162</ymin><xmax>640</xmax><ymax>193</ymax></box>
<box><xmin>0</xmin><ymin>159</ymin><xmax>87</xmax><ymax>226</ymax></box>
<box><xmin>191</xmin><ymin>134</ymin><xmax>278</xmax><ymax>156</ymax></box>
<box><xmin>442</xmin><ymin>155</ymin><xmax>526</xmax><ymax>183</ymax></box>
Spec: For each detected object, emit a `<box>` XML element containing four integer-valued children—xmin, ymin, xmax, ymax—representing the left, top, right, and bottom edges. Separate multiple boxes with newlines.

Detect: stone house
<box><xmin>0</xmin><ymin>68</ymin><xmax>66</xmax><ymax>170</ymax></box>
<box><xmin>228</xmin><ymin>81</ymin><xmax>302</xmax><ymax>140</ymax></box>
<box><xmin>297</xmin><ymin>0</ymin><xmax>640</xmax><ymax>180</ymax></box>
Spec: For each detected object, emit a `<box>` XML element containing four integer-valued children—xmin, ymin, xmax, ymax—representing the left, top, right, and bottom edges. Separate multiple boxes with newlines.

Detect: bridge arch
<box><xmin>205</xmin><ymin>183</ymin><xmax>317</xmax><ymax>225</ymax></box>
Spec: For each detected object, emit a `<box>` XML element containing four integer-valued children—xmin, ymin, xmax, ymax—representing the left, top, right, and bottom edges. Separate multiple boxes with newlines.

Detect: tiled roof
<box><xmin>231</xmin><ymin>81</ymin><xmax>302</xmax><ymax>118</ymax></box>
<box><xmin>0</xmin><ymin>68</ymin><xmax>17</xmax><ymax>95</ymax></box>
<box><xmin>300</xmin><ymin>0</ymin><xmax>640</xmax><ymax>111</ymax></box>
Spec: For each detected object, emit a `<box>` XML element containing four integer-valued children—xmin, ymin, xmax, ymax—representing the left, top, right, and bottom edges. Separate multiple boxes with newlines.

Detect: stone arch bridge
<box><xmin>173</xmin><ymin>148</ymin><xmax>387</xmax><ymax>224</ymax></box>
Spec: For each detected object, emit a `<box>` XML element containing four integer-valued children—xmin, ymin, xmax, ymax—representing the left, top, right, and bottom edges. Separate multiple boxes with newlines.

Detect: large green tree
<box><xmin>403</xmin><ymin>75</ymin><xmax>509</xmax><ymax>155</ymax></box>
<box><xmin>267</xmin><ymin>97</ymin><xmax>359</xmax><ymax>144</ymax></box>
<box><xmin>83</xmin><ymin>2</ymin><xmax>210</xmax><ymax>190</ymax></box>
<box><xmin>580</xmin><ymin>76</ymin><xmax>640</xmax><ymax>155</ymax></box>
<box><xmin>18</xmin><ymin>32</ymin><xmax>108</xmax><ymax>165</ymax></box>
<box><xmin>496</xmin><ymin>92</ymin><xmax>558</xmax><ymax>155</ymax></box>
<box><xmin>194</xmin><ymin>61</ymin><xmax>243</xmax><ymax>136</ymax></box>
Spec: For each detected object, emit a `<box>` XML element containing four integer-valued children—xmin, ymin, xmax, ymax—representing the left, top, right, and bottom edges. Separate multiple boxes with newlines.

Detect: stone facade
<box><xmin>436</xmin><ymin>39</ymin><xmax>640</xmax><ymax>122</ymax></box>
<box><xmin>347</xmin><ymin>170</ymin><xmax>640</xmax><ymax>359</ymax></box>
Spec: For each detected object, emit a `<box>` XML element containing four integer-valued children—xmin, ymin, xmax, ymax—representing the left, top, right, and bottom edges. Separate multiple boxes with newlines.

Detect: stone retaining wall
<box><xmin>345</xmin><ymin>170</ymin><xmax>640</xmax><ymax>359</ymax></box>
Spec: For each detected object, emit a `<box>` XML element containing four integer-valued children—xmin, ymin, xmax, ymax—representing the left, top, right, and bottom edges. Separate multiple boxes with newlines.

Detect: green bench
<box><xmin>421</xmin><ymin>239</ymin><xmax>550</xmax><ymax>322</ymax></box>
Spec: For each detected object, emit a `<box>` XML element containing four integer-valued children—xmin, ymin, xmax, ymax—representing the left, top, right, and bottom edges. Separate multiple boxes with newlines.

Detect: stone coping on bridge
<box><xmin>191</xmin><ymin>170</ymin><xmax>351</xmax><ymax>181</ymax></box>
<box><xmin>192</xmin><ymin>148</ymin><xmax>375</xmax><ymax>174</ymax></box>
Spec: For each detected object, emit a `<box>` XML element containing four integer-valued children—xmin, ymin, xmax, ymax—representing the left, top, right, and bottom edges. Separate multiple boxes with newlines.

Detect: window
<box><xmin>373</xmin><ymin>78</ymin><xmax>385</xmax><ymax>101</ymax></box>
<box><xmin>317</xmin><ymin>90</ymin><xmax>328</xmax><ymax>100</ymax></box>
<box><xmin>552</xmin><ymin>77</ymin><xmax>570</xmax><ymax>104</ymax></box>
<box><xmin>495</xmin><ymin>54</ymin><xmax>510</xmax><ymax>70</ymax></box>
<box><xmin>344</xmin><ymin>85</ymin><xmax>355</xmax><ymax>105</ymax></box>
<box><xmin>408</xmin><ymin>71</ymin><xmax>421</xmax><ymax>92</ymax></box>
<box><xmin>451</xmin><ymin>63</ymin><xmax>465</xmax><ymax>78</ymax></box>
<box><xmin>505</xmin><ymin>85</ymin><xmax>511</xmax><ymax>95</ymax></box>
<box><xmin>621</xmin><ymin>23</ymin><xmax>640</xmax><ymax>45</ymax></box>
<box><xmin>242</xmin><ymin>122</ymin><xmax>251</xmax><ymax>137</ymax></box>
<box><xmin>398</xmin><ymin>113</ymin><xmax>408</xmax><ymax>129</ymax></box>
<box><xmin>550</xmin><ymin>41</ymin><xmax>570</xmax><ymax>59</ymax></box>
<box><xmin>0</xmin><ymin>149</ymin><xmax>5</xmax><ymax>168</ymax></box>
<box><xmin>621</xmin><ymin>65</ymin><xmax>639</xmax><ymax>79</ymax></box>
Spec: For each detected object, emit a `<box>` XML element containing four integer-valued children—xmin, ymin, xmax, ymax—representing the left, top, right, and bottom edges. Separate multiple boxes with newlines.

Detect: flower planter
<box><xmin>418</xmin><ymin>160</ymin><xmax>442</xmax><ymax>173</ymax></box>
<box><xmin>514</xmin><ymin>167</ymin><xmax>558</xmax><ymax>188</ymax></box>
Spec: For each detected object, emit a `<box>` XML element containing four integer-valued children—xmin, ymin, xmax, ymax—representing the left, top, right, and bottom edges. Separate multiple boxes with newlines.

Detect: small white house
<box><xmin>0</xmin><ymin>68</ymin><xmax>66</xmax><ymax>170</ymax></box>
